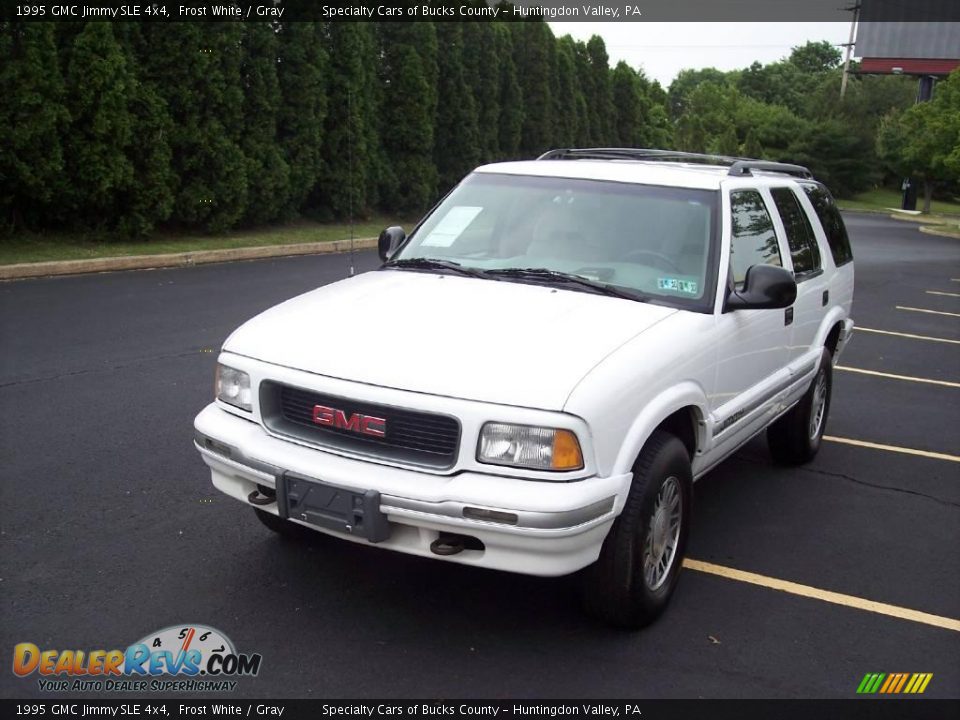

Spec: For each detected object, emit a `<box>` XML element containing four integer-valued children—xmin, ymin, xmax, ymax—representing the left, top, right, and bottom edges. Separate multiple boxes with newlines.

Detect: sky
<box><xmin>548</xmin><ymin>22</ymin><xmax>856</xmax><ymax>87</ymax></box>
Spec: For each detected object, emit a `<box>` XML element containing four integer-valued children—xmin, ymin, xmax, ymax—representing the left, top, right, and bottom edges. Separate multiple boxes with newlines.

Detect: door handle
<box><xmin>822</xmin><ymin>290</ymin><xmax>829</xmax><ymax>306</ymax></box>
<box><xmin>785</xmin><ymin>307</ymin><xmax>794</xmax><ymax>326</ymax></box>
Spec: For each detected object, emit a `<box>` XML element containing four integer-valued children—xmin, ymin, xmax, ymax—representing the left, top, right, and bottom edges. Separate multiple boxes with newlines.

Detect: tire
<box><xmin>254</xmin><ymin>507</ymin><xmax>315</xmax><ymax>541</ymax></box>
<box><xmin>580</xmin><ymin>430</ymin><xmax>692</xmax><ymax>629</ymax></box>
<box><xmin>767</xmin><ymin>347</ymin><xmax>833</xmax><ymax>465</ymax></box>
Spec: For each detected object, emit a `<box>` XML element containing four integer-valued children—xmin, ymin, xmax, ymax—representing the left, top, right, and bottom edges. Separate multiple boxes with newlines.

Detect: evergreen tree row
<box><xmin>1</xmin><ymin>20</ymin><xmax>670</xmax><ymax>236</ymax></box>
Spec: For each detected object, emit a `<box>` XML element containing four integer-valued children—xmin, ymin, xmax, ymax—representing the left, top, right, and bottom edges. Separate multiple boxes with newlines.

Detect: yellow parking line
<box><xmin>855</xmin><ymin>327</ymin><xmax>960</xmax><ymax>345</ymax></box>
<box><xmin>927</xmin><ymin>290</ymin><xmax>960</xmax><ymax>297</ymax></box>
<box><xmin>824</xmin><ymin>436</ymin><xmax>960</xmax><ymax>462</ymax></box>
<box><xmin>683</xmin><ymin>559</ymin><xmax>960</xmax><ymax>632</ymax></box>
<box><xmin>835</xmin><ymin>366</ymin><xmax>960</xmax><ymax>388</ymax></box>
<box><xmin>896</xmin><ymin>306</ymin><xmax>960</xmax><ymax>318</ymax></box>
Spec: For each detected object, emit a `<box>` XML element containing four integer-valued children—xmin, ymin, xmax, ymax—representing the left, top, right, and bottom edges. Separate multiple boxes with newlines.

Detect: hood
<box><xmin>224</xmin><ymin>270</ymin><xmax>676</xmax><ymax>410</ymax></box>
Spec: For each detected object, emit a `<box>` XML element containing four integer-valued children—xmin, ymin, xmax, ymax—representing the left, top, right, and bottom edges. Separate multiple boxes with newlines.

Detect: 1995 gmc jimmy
<box><xmin>194</xmin><ymin>148</ymin><xmax>855</xmax><ymax>628</ymax></box>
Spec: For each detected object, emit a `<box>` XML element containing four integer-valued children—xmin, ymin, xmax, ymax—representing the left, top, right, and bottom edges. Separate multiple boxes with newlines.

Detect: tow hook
<box><xmin>430</xmin><ymin>534</ymin><xmax>466</xmax><ymax>556</ymax></box>
<box><xmin>430</xmin><ymin>532</ymin><xmax>486</xmax><ymax>556</ymax></box>
<box><xmin>248</xmin><ymin>484</ymin><xmax>276</xmax><ymax>506</ymax></box>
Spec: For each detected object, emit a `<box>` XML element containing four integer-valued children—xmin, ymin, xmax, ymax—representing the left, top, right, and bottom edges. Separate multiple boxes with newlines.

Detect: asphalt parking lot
<box><xmin>1</xmin><ymin>212</ymin><xmax>957</xmax><ymax>700</ymax></box>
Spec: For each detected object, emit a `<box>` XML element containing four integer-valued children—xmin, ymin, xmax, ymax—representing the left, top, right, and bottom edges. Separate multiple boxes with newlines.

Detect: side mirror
<box><xmin>725</xmin><ymin>264</ymin><xmax>797</xmax><ymax>311</ymax></box>
<box><xmin>378</xmin><ymin>226</ymin><xmax>406</xmax><ymax>262</ymax></box>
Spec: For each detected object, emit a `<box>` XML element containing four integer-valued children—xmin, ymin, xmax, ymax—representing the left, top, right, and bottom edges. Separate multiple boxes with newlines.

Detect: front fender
<box><xmin>611</xmin><ymin>381</ymin><xmax>709</xmax><ymax>479</ymax></box>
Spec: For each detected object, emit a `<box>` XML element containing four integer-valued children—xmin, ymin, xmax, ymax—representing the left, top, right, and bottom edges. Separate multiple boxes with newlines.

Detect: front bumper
<box><xmin>194</xmin><ymin>404</ymin><xmax>629</xmax><ymax>576</ymax></box>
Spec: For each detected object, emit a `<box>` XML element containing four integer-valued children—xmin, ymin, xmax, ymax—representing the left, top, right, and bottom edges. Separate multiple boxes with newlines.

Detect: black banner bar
<box><xmin>2</xmin><ymin>0</ymin><xmax>960</xmax><ymax>23</ymax></box>
<box><xmin>2</xmin><ymin>699</ymin><xmax>959</xmax><ymax>720</ymax></box>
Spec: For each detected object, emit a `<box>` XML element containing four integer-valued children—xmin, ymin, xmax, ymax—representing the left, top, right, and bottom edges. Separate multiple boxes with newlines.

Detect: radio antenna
<box><xmin>348</xmin><ymin>89</ymin><xmax>356</xmax><ymax>277</ymax></box>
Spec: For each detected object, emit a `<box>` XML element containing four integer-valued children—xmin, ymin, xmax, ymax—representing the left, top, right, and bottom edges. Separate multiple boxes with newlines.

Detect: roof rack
<box><xmin>726</xmin><ymin>159</ymin><xmax>812</xmax><ymax>179</ymax></box>
<box><xmin>537</xmin><ymin>147</ymin><xmax>812</xmax><ymax>179</ymax></box>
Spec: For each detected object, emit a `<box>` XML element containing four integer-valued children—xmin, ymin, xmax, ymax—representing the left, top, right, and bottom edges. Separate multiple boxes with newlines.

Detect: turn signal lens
<box><xmin>551</xmin><ymin>429</ymin><xmax>584</xmax><ymax>470</ymax></box>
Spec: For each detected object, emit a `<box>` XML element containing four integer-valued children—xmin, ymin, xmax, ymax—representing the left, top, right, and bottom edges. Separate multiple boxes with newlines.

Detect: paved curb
<box><xmin>918</xmin><ymin>224</ymin><xmax>960</xmax><ymax>240</ymax></box>
<box><xmin>0</xmin><ymin>237</ymin><xmax>378</xmax><ymax>281</ymax></box>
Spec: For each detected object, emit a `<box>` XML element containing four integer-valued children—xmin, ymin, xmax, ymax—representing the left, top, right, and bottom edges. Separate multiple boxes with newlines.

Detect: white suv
<box><xmin>194</xmin><ymin>148</ymin><xmax>855</xmax><ymax>628</ymax></box>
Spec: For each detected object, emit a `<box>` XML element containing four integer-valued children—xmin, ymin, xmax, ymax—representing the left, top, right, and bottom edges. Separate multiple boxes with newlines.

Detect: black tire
<box><xmin>580</xmin><ymin>430</ymin><xmax>692</xmax><ymax>629</ymax></box>
<box><xmin>254</xmin><ymin>507</ymin><xmax>315</xmax><ymax>541</ymax></box>
<box><xmin>767</xmin><ymin>348</ymin><xmax>833</xmax><ymax>465</ymax></box>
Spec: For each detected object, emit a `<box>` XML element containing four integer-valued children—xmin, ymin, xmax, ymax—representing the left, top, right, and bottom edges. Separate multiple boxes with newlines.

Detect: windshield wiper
<box><xmin>383</xmin><ymin>257</ymin><xmax>492</xmax><ymax>280</ymax></box>
<box><xmin>485</xmin><ymin>268</ymin><xmax>642</xmax><ymax>301</ymax></box>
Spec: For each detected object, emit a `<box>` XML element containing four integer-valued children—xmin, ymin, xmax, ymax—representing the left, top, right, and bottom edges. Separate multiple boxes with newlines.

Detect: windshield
<box><xmin>395</xmin><ymin>172</ymin><xmax>720</xmax><ymax>311</ymax></box>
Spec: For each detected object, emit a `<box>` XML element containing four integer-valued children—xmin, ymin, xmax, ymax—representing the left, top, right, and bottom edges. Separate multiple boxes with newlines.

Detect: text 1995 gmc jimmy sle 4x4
<box><xmin>194</xmin><ymin>148</ymin><xmax>855</xmax><ymax>628</ymax></box>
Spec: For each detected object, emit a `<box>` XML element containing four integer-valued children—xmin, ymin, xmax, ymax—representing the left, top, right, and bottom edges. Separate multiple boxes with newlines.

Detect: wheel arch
<box><xmin>815</xmin><ymin>308</ymin><xmax>848</xmax><ymax>356</ymax></box>
<box><xmin>612</xmin><ymin>382</ymin><xmax>708</xmax><ymax>479</ymax></box>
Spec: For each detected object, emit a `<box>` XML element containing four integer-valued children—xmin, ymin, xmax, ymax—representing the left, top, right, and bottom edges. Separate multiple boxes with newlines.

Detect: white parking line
<box><xmin>896</xmin><ymin>306</ymin><xmax>960</xmax><ymax>318</ymax></box>
<box><xmin>836</xmin><ymin>366</ymin><xmax>960</xmax><ymax>389</ymax></box>
<box><xmin>855</xmin><ymin>327</ymin><xmax>960</xmax><ymax>345</ymax></box>
<box><xmin>824</xmin><ymin>436</ymin><xmax>960</xmax><ymax>463</ymax></box>
<box><xmin>683</xmin><ymin>559</ymin><xmax>960</xmax><ymax>632</ymax></box>
<box><xmin>927</xmin><ymin>290</ymin><xmax>960</xmax><ymax>298</ymax></box>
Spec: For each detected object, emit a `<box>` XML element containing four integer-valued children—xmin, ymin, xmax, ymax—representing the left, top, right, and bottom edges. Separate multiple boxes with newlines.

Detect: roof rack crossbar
<box><xmin>727</xmin><ymin>160</ymin><xmax>812</xmax><ymax>179</ymax></box>
<box><xmin>537</xmin><ymin>147</ymin><xmax>813</xmax><ymax>179</ymax></box>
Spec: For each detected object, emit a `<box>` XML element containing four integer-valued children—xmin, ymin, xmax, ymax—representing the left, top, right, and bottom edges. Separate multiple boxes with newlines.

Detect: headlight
<box><xmin>477</xmin><ymin>422</ymin><xmax>584</xmax><ymax>471</ymax></box>
<box><xmin>216</xmin><ymin>364</ymin><xmax>252</xmax><ymax>411</ymax></box>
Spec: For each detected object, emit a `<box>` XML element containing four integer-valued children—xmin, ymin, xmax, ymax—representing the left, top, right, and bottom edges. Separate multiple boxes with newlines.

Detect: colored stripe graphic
<box><xmin>857</xmin><ymin>673</ymin><xmax>933</xmax><ymax>694</ymax></box>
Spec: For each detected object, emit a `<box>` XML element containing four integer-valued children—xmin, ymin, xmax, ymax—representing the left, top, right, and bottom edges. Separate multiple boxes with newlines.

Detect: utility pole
<box><xmin>840</xmin><ymin>3</ymin><xmax>860</xmax><ymax>99</ymax></box>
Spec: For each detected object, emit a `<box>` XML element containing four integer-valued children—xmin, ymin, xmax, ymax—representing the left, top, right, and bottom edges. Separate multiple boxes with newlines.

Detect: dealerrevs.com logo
<box><xmin>13</xmin><ymin>624</ymin><xmax>262</xmax><ymax>693</ymax></box>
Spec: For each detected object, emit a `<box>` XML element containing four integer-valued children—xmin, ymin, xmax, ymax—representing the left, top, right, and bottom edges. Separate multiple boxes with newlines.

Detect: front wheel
<box><xmin>580</xmin><ymin>430</ymin><xmax>692</xmax><ymax>629</ymax></box>
<box><xmin>767</xmin><ymin>348</ymin><xmax>833</xmax><ymax>465</ymax></box>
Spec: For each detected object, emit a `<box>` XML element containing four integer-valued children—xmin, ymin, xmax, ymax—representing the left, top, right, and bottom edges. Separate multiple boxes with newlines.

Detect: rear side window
<box><xmin>770</xmin><ymin>187</ymin><xmax>821</xmax><ymax>277</ymax></box>
<box><xmin>801</xmin><ymin>183</ymin><xmax>853</xmax><ymax>266</ymax></box>
<box><xmin>729</xmin><ymin>189</ymin><xmax>782</xmax><ymax>288</ymax></box>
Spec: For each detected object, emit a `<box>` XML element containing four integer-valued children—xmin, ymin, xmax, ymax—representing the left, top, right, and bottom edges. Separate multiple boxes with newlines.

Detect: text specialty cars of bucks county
<box><xmin>194</xmin><ymin>148</ymin><xmax>855</xmax><ymax>628</ymax></box>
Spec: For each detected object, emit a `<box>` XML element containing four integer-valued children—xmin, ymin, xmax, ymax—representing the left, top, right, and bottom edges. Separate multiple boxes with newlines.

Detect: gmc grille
<box><xmin>260</xmin><ymin>382</ymin><xmax>461</xmax><ymax>469</ymax></box>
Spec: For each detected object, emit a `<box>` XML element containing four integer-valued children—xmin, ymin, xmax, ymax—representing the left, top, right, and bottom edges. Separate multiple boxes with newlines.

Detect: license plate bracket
<box><xmin>276</xmin><ymin>471</ymin><xmax>390</xmax><ymax>543</ymax></box>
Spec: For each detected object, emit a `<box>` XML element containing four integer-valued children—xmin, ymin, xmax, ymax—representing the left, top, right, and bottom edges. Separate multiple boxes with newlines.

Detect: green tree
<box><xmin>62</xmin><ymin>23</ymin><xmax>135</xmax><ymax>228</ymax></box>
<box><xmin>113</xmin><ymin>24</ymin><xmax>175</xmax><ymax>236</ymax></box>
<box><xmin>434</xmin><ymin>22</ymin><xmax>480</xmax><ymax>190</ymax></box>
<box><xmin>878</xmin><ymin>70</ymin><xmax>960</xmax><ymax>212</ymax></box>
<box><xmin>610</xmin><ymin>61</ymin><xmax>645</xmax><ymax>147</ymax></box>
<box><xmin>585</xmin><ymin>35</ymin><xmax>613</xmax><ymax>144</ymax></box>
<box><xmin>668</xmin><ymin>67</ymin><xmax>730</xmax><ymax>120</ymax></box>
<box><xmin>788</xmin><ymin>40</ymin><xmax>842</xmax><ymax>75</ymax></box>
<box><xmin>277</xmin><ymin>22</ymin><xmax>328</xmax><ymax>217</ymax></box>
<box><xmin>494</xmin><ymin>24</ymin><xmax>523</xmax><ymax>159</ymax></box>
<box><xmin>553</xmin><ymin>36</ymin><xmax>584</xmax><ymax>147</ymax></box>
<box><xmin>139</xmin><ymin>23</ymin><xmax>248</xmax><ymax>232</ymax></box>
<box><xmin>740</xmin><ymin>128</ymin><xmax>763</xmax><ymax>158</ymax></box>
<box><xmin>788</xmin><ymin>118</ymin><xmax>877</xmax><ymax>197</ymax></box>
<box><xmin>513</xmin><ymin>21</ymin><xmax>554</xmax><ymax>155</ymax></box>
<box><xmin>241</xmin><ymin>22</ymin><xmax>289</xmax><ymax>225</ymax></box>
<box><xmin>463</xmin><ymin>21</ymin><xmax>501</xmax><ymax>162</ymax></box>
<box><xmin>377</xmin><ymin>22</ymin><xmax>438</xmax><ymax>214</ymax></box>
<box><xmin>0</xmin><ymin>23</ymin><xmax>70</xmax><ymax>231</ymax></box>
<box><xmin>317</xmin><ymin>22</ymin><xmax>380</xmax><ymax>218</ymax></box>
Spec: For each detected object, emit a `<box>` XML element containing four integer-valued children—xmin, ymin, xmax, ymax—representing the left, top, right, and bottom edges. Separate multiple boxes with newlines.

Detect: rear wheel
<box><xmin>580</xmin><ymin>430</ymin><xmax>692</xmax><ymax>629</ymax></box>
<box><xmin>767</xmin><ymin>348</ymin><xmax>833</xmax><ymax>465</ymax></box>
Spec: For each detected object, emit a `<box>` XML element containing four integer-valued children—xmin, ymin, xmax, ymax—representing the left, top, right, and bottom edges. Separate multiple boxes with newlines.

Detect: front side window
<box><xmin>729</xmin><ymin>189</ymin><xmax>782</xmax><ymax>288</ymax></box>
<box><xmin>394</xmin><ymin>173</ymin><xmax>720</xmax><ymax>312</ymax></box>
<box><xmin>801</xmin><ymin>183</ymin><xmax>853</xmax><ymax>266</ymax></box>
<box><xmin>770</xmin><ymin>187</ymin><xmax>821</xmax><ymax>277</ymax></box>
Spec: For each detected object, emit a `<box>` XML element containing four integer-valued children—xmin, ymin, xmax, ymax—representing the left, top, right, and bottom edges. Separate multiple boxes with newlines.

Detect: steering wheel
<box><xmin>622</xmin><ymin>249</ymin><xmax>683</xmax><ymax>273</ymax></box>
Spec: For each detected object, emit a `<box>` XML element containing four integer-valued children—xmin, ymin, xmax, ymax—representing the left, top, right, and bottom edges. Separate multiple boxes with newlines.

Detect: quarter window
<box><xmin>729</xmin><ymin>189</ymin><xmax>782</xmax><ymax>288</ymax></box>
<box><xmin>770</xmin><ymin>187</ymin><xmax>821</xmax><ymax>276</ymax></box>
<box><xmin>801</xmin><ymin>183</ymin><xmax>853</xmax><ymax>266</ymax></box>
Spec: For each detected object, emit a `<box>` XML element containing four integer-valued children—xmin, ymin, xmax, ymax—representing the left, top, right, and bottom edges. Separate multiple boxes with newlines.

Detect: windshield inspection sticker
<box><xmin>658</xmin><ymin>277</ymin><xmax>699</xmax><ymax>295</ymax></box>
<box><xmin>421</xmin><ymin>206</ymin><xmax>483</xmax><ymax>247</ymax></box>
